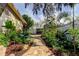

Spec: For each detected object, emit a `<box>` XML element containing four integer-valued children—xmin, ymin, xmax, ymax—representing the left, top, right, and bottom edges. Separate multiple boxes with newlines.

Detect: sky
<box><xmin>14</xmin><ymin>3</ymin><xmax>79</xmax><ymax>23</ymax></box>
<box><xmin>14</xmin><ymin>3</ymin><xmax>44</xmax><ymax>23</ymax></box>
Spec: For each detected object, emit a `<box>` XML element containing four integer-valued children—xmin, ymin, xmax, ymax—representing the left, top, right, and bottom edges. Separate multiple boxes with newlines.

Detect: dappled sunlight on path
<box><xmin>0</xmin><ymin>35</ymin><xmax>53</xmax><ymax>56</ymax></box>
<box><xmin>22</xmin><ymin>35</ymin><xmax>53</xmax><ymax>56</ymax></box>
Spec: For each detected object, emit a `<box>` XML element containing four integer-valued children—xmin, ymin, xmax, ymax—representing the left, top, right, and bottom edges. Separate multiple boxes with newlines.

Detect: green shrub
<box><xmin>3</xmin><ymin>20</ymin><xmax>15</xmax><ymax>30</ymax></box>
<box><xmin>7</xmin><ymin>30</ymin><xmax>30</xmax><ymax>44</ymax></box>
<box><xmin>0</xmin><ymin>33</ymin><xmax>9</xmax><ymax>47</ymax></box>
<box><xmin>42</xmin><ymin>20</ymin><xmax>58</xmax><ymax>48</ymax></box>
<box><xmin>56</xmin><ymin>28</ymin><xmax>79</xmax><ymax>52</ymax></box>
<box><xmin>42</xmin><ymin>25</ymin><xmax>79</xmax><ymax>54</ymax></box>
<box><xmin>16</xmin><ymin>31</ymin><xmax>30</xmax><ymax>44</ymax></box>
<box><xmin>0</xmin><ymin>20</ymin><xmax>31</xmax><ymax>47</ymax></box>
<box><xmin>56</xmin><ymin>30</ymin><xmax>73</xmax><ymax>51</ymax></box>
<box><xmin>68</xmin><ymin>28</ymin><xmax>79</xmax><ymax>51</ymax></box>
<box><xmin>42</xmin><ymin>22</ymin><xmax>59</xmax><ymax>50</ymax></box>
<box><xmin>22</xmin><ymin>14</ymin><xmax>34</xmax><ymax>30</ymax></box>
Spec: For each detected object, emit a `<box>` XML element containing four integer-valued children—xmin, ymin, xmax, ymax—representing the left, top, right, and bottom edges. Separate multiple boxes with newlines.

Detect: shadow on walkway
<box><xmin>5</xmin><ymin>42</ymin><xmax>33</xmax><ymax>56</ymax></box>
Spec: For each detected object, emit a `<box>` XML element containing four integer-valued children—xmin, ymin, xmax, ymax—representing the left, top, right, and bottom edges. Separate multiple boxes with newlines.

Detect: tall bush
<box><xmin>56</xmin><ymin>28</ymin><xmax>79</xmax><ymax>52</ymax></box>
<box><xmin>0</xmin><ymin>20</ymin><xmax>31</xmax><ymax>47</ymax></box>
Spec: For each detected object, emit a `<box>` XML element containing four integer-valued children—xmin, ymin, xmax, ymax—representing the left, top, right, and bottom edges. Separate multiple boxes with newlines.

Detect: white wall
<box><xmin>0</xmin><ymin>8</ymin><xmax>23</xmax><ymax>32</ymax></box>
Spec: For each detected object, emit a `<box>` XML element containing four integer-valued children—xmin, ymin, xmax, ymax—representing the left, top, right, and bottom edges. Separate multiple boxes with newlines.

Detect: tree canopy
<box><xmin>22</xmin><ymin>14</ymin><xmax>34</xmax><ymax>30</ymax></box>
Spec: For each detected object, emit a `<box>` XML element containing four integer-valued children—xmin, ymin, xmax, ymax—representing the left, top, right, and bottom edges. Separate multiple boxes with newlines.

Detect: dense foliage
<box><xmin>42</xmin><ymin>27</ymin><xmax>79</xmax><ymax>55</ymax></box>
<box><xmin>22</xmin><ymin>14</ymin><xmax>34</xmax><ymax>30</ymax></box>
<box><xmin>42</xmin><ymin>16</ymin><xmax>79</xmax><ymax>55</ymax></box>
<box><xmin>0</xmin><ymin>20</ymin><xmax>31</xmax><ymax>47</ymax></box>
<box><xmin>3</xmin><ymin>20</ymin><xmax>15</xmax><ymax>30</ymax></box>
<box><xmin>0</xmin><ymin>33</ymin><xmax>9</xmax><ymax>47</ymax></box>
<box><xmin>42</xmin><ymin>20</ymin><xmax>58</xmax><ymax>48</ymax></box>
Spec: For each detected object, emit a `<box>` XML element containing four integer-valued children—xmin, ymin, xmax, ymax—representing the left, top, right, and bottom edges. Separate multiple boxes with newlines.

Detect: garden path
<box><xmin>0</xmin><ymin>35</ymin><xmax>54</xmax><ymax>56</ymax></box>
<box><xmin>21</xmin><ymin>34</ymin><xmax>54</xmax><ymax>56</ymax></box>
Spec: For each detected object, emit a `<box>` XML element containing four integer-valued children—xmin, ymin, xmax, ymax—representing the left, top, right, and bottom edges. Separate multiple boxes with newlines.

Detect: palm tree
<box><xmin>66</xmin><ymin>4</ymin><xmax>76</xmax><ymax>55</ymax></box>
<box><xmin>57</xmin><ymin>3</ymin><xmax>76</xmax><ymax>55</ymax></box>
<box><xmin>72</xmin><ymin>5</ymin><xmax>76</xmax><ymax>55</ymax></box>
<box><xmin>57</xmin><ymin>12</ymin><xmax>70</xmax><ymax>23</ymax></box>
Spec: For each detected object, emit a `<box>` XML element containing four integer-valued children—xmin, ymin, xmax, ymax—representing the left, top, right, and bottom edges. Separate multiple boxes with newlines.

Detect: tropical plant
<box><xmin>25</xmin><ymin>3</ymin><xmax>55</xmax><ymax>17</ymax></box>
<box><xmin>22</xmin><ymin>14</ymin><xmax>34</xmax><ymax>30</ymax></box>
<box><xmin>42</xmin><ymin>18</ymin><xmax>57</xmax><ymax>48</ymax></box>
<box><xmin>57</xmin><ymin>3</ymin><xmax>76</xmax><ymax>55</ymax></box>
<box><xmin>57</xmin><ymin>12</ymin><xmax>71</xmax><ymax>23</ymax></box>
<box><xmin>0</xmin><ymin>33</ymin><xmax>9</xmax><ymax>47</ymax></box>
<box><xmin>3</xmin><ymin>20</ymin><xmax>15</xmax><ymax>30</ymax></box>
<box><xmin>56</xmin><ymin>30</ymin><xmax>73</xmax><ymax>50</ymax></box>
<box><xmin>56</xmin><ymin>28</ymin><xmax>79</xmax><ymax>54</ymax></box>
<box><xmin>0</xmin><ymin>20</ymin><xmax>31</xmax><ymax>47</ymax></box>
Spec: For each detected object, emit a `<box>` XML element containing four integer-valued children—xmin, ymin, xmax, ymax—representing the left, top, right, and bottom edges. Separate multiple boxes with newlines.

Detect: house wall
<box><xmin>0</xmin><ymin>8</ymin><xmax>23</xmax><ymax>33</ymax></box>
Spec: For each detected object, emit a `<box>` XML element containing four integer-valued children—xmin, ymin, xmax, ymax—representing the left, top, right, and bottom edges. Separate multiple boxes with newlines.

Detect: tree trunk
<box><xmin>72</xmin><ymin>5</ymin><xmax>76</xmax><ymax>55</ymax></box>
